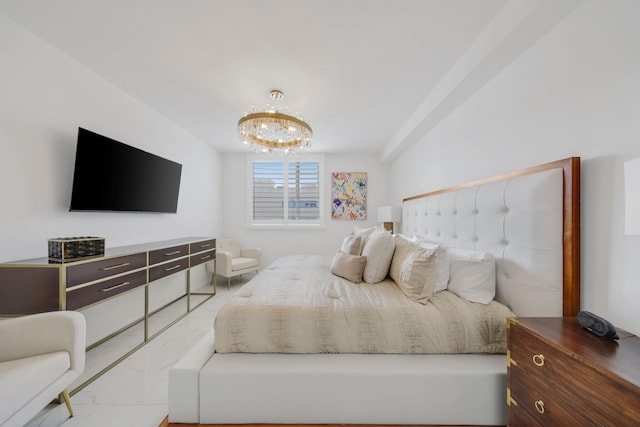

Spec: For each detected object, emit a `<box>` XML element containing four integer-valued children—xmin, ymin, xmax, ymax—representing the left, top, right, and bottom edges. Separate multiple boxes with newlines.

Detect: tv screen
<box><xmin>69</xmin><ymin>128</ymin><xmax>182</xmax><ymax>213</ymax></box>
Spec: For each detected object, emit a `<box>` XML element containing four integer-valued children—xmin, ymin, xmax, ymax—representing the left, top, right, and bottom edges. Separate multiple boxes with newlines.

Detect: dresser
<box><xmin>0</xmin><ymin>237</ymin><xmax>216</xmax><ymax>393</ymax></box>
<box><xmin>507</xmin><ymin>317</ymin><xmax>640</xmax><ymax>426</ymax></box>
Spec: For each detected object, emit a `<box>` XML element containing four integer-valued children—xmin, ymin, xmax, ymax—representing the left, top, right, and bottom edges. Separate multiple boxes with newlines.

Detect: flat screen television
<box><xmin>69</xmin><ymin>127</ymin><xmax>182</xmax><ymax>213</ymax></box>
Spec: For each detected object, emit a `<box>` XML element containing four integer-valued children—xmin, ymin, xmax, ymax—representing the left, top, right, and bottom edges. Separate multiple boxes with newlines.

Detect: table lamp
<box><xmin>378</xmin><ymin>205</ymin><xmax>401</xmax><ymax>233</ymax></box>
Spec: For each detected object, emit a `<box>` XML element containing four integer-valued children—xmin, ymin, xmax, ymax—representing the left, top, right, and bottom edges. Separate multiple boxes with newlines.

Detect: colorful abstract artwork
<box><xmin>331</xmin><ymin>172</ymin><xmax>367</xmax><ymax>220</ymax></box>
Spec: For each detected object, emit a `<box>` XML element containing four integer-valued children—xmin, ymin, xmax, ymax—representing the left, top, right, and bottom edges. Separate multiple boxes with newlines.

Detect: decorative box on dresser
<box><xmin>507</xmin><ymin>317</ymin><xmax>640</xmax><ymax>426</ymax></box>
<box><xmin>0</xmin><ymin>237</ymin><xmax>216</xmax><ymax>393</ymax></box>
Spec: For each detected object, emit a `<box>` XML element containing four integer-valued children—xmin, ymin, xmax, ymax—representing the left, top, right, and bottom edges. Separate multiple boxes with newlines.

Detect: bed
<box><xmin>168</xmin><ymin>157</ymin><xmax>580</xmax><ymax>426</ymax></box>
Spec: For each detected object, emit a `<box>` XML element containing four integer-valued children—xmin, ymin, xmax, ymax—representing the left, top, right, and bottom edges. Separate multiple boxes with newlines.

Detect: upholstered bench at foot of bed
<box><xmin>168</xmin><ymin>330</ymin><xmax>508</xmax><ymax>425</ymax></box>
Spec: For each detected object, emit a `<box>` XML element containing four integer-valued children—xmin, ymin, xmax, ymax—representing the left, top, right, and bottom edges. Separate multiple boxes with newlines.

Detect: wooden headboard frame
<box><xmin>402</xmin><ymin>157</ymin><xmax>580</xmax><ymax>316</ymax></box>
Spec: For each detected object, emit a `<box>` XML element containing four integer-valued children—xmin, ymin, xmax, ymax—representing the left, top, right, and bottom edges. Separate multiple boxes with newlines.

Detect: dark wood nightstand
<box><xmin>507</xmin><ymin>317</ymin><xmax>640</xmax><ymax>426</ymax></box>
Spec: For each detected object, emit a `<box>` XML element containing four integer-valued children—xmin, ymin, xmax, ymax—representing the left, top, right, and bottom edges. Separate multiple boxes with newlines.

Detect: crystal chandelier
<box><xmin>238</xmin><ymin>89</ymin><xmax>313</xmax><ymax>155</ymax></box>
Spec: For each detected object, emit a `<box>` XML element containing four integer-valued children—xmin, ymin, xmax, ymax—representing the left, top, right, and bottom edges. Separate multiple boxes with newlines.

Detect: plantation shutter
<box><xmin>252</xmin><ymin>160</ymin><xmax>320</xmax><ymax>222</ymax></box>
<box><xmin>252</xmin><ymin>161</ymin><xmax>285</xmax><ymax>220</ymax></box>
<box><xmin>287</xmin><ymin>160</ymin><xmax>320</xmax><ymax>220</ymax></box>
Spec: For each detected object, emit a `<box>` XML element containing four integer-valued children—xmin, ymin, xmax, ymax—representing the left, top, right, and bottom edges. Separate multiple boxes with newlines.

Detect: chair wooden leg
<box><xmin>227</xmin><ymin>276</ymin><xmax>231</xmax><ymax>291</ymax></box>
<box><xmin>61</xmin><ymin>389</ymin><xmax>74</xmax><ymax>417</ymax></box>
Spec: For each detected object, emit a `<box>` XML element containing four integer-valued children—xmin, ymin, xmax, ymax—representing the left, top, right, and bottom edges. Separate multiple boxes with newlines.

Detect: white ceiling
<box><xmin>0</xmin><ymin>0</ymin><xmax>583</xmax><ymax>159</ymax></box>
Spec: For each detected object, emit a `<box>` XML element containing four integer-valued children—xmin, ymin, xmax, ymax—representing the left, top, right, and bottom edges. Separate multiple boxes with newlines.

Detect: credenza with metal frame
<box><xmin>0</xmin><ymin>237</ymin><xmax>216</xmax><ymax>393</ymax></box>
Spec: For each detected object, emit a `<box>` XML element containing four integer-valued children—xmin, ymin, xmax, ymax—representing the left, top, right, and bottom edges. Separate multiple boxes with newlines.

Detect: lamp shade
<box><xmin>624</xmin><ymin>157</ymin><xmax>640</xmax><ymax>235</ymax></box>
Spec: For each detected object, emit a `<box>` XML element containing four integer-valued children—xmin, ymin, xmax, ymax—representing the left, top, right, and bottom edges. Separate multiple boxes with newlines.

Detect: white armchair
<box><xmin>210</xmin><ymin>239</ymin><xmax>261</xmax><ymax>290</ymax></box>
<box><xmin>0</xmin><ymin>311</ymin><xmax>86</xmax><ymax>427</ymax></box>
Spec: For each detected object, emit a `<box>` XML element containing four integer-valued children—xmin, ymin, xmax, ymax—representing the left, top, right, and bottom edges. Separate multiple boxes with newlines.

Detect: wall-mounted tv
<box><xmin>69</xmin><ymin>127</ymin><xmax>182</xmax><ymax>213</ymax></box>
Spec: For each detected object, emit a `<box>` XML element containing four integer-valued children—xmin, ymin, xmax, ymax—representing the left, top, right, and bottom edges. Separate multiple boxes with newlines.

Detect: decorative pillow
<box><xmin>447</xmin><ymin>248</ymin><xmax>496</xmax><ymax>304</ymax></box>
<box><xmin>340</xmin><ymin>234</ymin><xmax>363</xmax><ymax>256</ymax></box>
<box><xmin>413</xmin><ymin>235</ymin><xmax>450</xmax><ymax>293</ymax></box>
<box><xmin>389</xmin><ymin>235</ymin><xmax>437</xmax><ymax>304</ymax></box>
<box><xmin>330</xmin><ymin>251</ymin><xmax>367</xmax><ymax>283</ymax></box>
<box><xmin>361</xmin><ymin>230</ymin><xmax>395</xmax><ymax>283</ymax></box>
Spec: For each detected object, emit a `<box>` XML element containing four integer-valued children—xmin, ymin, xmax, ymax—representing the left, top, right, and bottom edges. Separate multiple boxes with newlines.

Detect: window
<box><xmin>248</xmin><ymin>154</ymin><xmax>325</xmax><ymax>228</ymax></box>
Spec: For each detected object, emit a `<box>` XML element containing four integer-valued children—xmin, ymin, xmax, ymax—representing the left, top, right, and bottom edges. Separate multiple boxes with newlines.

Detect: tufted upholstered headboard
<box><xmin>402</xmin><ymin>157</ymin><xmax>580</xmax><ymax>317</ymax></box>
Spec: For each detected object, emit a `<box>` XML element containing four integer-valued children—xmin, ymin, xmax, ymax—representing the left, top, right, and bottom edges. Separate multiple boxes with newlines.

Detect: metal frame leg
<box><xmin>61</xmin><ymin>389</ymin><xmax>74</xmax><ymax>417</ymax></box>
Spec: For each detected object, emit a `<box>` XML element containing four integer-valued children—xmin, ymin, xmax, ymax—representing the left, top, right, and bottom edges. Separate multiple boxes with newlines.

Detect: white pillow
<box><xmin>389</xmin><ymin>235</ymin><xmax>437</xmax><ymax>304</ymax></box>
<box><xmin>353</xmin><ymin>224</ymin><xmax>378</xmax><ymax>234</ymax></box>
<box><xmin>361</xmin><ymin>230</ymin><xmax>395</xmax><ymax>283</ymax></box>
<box><xmin>340</xmin><ymin>234</ymin><xmax>363</xmax><ymax>255</ymax></box>
<box><xmin>330</xmin><ymin>251</ymin><xmax>367</xmax><ymax>283</ymax></box>
<box><xmin>353</xmin><ymin>225</ymin><xmax>385</xmax><ymax>243</ymax></box>
<box><xmin>395</xmin><ymin>233</ymin><xmax>416</xmax><ymax>242</ymax></box>
<box><xmin>412</xmin><ymin>235</ymin><xmax>449</xmax><ymax>293</ymax></box>
<box><xmin>447</xmin><ymin>248</ymin><xmax>496</xmax><ymax>304</ymax></box>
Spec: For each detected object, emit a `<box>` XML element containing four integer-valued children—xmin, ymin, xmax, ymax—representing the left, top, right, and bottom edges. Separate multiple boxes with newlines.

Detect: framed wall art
<box><xmin>331</xmin><ymin>172</ymin><xmax>367</xmax><ymax>220</ymax></box>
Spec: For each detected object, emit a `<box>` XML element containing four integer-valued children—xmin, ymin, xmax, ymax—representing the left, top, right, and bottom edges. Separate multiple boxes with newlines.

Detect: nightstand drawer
<box><xmin>509</xmin><ymin>361</ymin><xmax>593</xmax><ymax>425</ymax></box>
<box><xmin>190</xmin><ymin>239</ymin><xmax>216</xmax><ymax>254</ymax></box>
<box><xmin>190</xmin><ymin>249</ymin><xmax>215</xmax><ymax>267</ymax></box>
<box><xmin>66</xmin><ymin>253</ymin><xmax>146</xmax><ymax>287</ymax></box>
<box><xmin>149</xmin><ymin>244</ymin><xmax>189</xmax><ymax>266</ymax></box>
<box><xmin>66</xmin><ymin>270</ymin><xmax>147</xmax><ymax>310</ymax></box>
<box><xmin>509</xmin><ymin>322</ymin><xmax>569</xmax><ymax>378</ymax></box>
<box><xmin>508</xmin><ymin>401</ymin><xmax>543</xmax><ymax>427</ymax></box>
<box><xmin>149</xmin><ymin>259</ymin><xmax>188</xmax><ymax>282</ymax></box>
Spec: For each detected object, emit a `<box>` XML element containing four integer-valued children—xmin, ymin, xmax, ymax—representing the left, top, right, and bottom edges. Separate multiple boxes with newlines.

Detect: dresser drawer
<box><xmin>190</xmin><ymin>249</ymin><xmax>215</xmax><ymax>267</ymax></box>
<box><xmin>66</xmin><ymin>270</ymin><xmax>147</xmax><ymax>310</ymax></box>
<box><xmin>66</xmin><ymin>253</ymin><xmax>146</xmax><ymax>287</ymax></box>
<box><xmin>149</xmin><ymin>244</ymin><xmax>189</xmax><ymax>266</ymax></box>
<box><xmin>0</xmin><ymin>266</ymin><xmax>60</xmax><ymax>314</ymax></box>
<box><xmin>190</xmin><ymin>239</ymin><xmax>216</xmax><ymax>254</ymax></box>
<box><xmin>149</xmin><ymin>259</ymin><xmax>189</xmax><ymax>282</ymax></box>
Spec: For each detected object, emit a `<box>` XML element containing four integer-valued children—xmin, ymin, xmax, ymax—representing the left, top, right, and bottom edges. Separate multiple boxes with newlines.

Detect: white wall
<box><xmin>390</xmin><ymin>0</ymin><xmax>640</xmax><ymax>334</ymax></box>
<box><xmin>222</xmin><ymin>153</ymin><xmax>390</xmax><ymax>267</ymax></box>
<box><xmin>0</xmin><ymin>14</ymin><xmax>223</xmax><ymax>263</ymax></box>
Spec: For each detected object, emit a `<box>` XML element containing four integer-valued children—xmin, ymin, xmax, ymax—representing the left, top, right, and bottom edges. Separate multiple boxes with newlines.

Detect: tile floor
<box><xmin>26</xmin><ymin>276</ymin><xmax>251</xmax><ymax>427</ymax></box>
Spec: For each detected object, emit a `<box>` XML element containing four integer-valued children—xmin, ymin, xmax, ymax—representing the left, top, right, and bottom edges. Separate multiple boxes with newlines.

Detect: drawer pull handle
<box><xmin>199</xmin><ymin>255</ymin><xmax>212</xmax><ymax>260</ymax></box>
<box><xmin>164</xmin><ymin>250</ymin><xmax>182</xmax><ymax>256</ymax></box>
<box><xmin>534</xmin><ymin>400</ymin><xmax>545</xmax><ymax>414</ymax></box>
<box><xmin>200</xmin><ymin>243</ymin><xmax>211</xmax><ymax>248</ymax></box>
<box><xmin>164</xmin><ymin>264</ymin><xmax>182</xmax><ymax>272</ymax></box>
<box><xmin>101</xmin><ymin>281</ymin><xmax>131</xmax><ymax>292</ymax></box>
<box><xmin>532</xmin><ymin>354</ymin><xmax>545</xmax><ymax>366</ymax></box>
<box><xmin>100</xmin><ymin>262</ymin><xmax>131</xmax><ymax>271</ymax></box>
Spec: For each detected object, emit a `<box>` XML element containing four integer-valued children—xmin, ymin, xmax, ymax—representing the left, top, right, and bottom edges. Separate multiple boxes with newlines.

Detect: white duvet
<box><xmin>214</xmin><ymin>255</ymin><xmax>514</xmax><ymax>354</ymax></box>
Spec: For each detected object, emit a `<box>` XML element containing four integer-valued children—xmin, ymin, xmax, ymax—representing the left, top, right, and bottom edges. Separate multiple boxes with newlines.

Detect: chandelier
<box><xmin>238</xmin><ymin>89</ymin><xmax>313</xmax><ymax>155</ymax></box>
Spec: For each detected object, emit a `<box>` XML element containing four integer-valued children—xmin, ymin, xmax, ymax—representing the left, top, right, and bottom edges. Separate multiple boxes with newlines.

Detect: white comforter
<box><xmin>214</xmin><ymin>255</ymin><xmax>514</xmax><ymax>354</ymax></box>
